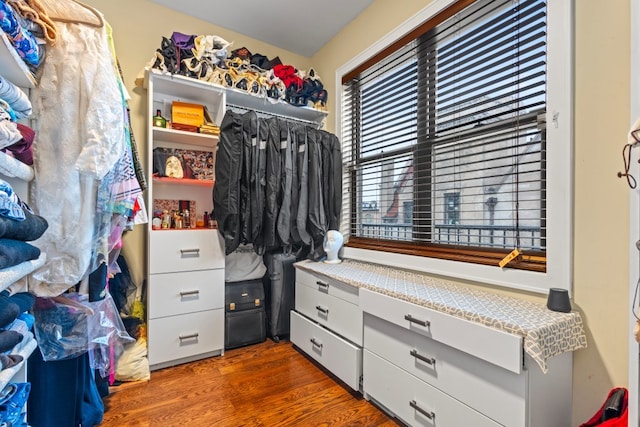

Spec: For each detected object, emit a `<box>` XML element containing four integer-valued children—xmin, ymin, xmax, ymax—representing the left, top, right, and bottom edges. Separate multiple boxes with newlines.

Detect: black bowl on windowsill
<box><xmin>546</xmin><ymin>288</ymin><xmax>572</xmax><ymax>313</ymax></box>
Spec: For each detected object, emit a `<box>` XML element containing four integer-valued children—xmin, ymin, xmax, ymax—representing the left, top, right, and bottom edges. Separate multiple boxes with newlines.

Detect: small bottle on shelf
<box><xmin>203</xmin><ymin>211</ymin><xmax>210</xmax><ymax>228</ymax></box>
<box><xmin>196</xmin><ymin>213</ymin><xmax>205</xmax><ymax>228</ymax></box>
<box><xmin>182</xmin><ymin>209</ymin><xmax>190</xmax><ymax>228</ymax></box>
<box><xmin>161</xmin><ymin>210</ymin><xmax>171</xmax><ymax>229</ymax></box>
<box><xmin>153</xmin><ymin>109</ymin><xmax>167</xmax><ymax>128</ymax></box>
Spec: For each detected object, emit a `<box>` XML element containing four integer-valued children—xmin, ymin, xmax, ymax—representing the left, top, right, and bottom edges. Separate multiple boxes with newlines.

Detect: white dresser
<box><xmin>147</xmin><ymin>230</ymin><xmax>225</xmax><ymax>370</ymax></box>
<box><xmin>294</xmin><ymin>259</ymin><xmax>587</xmax><ymax>427</ymax></box>
<box><xmin>290</xmin><ymin>269</ymin><xmax>362</xmax><ymax>391</ymax></box>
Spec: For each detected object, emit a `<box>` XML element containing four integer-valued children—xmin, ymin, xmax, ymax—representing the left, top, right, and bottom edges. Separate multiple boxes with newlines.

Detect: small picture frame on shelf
<box><xmin>153</xmin><ymin>199</ymin><xmax>197</xmax><ymax>216</ymax></box>
<box><xmin>152</xmin><ymin>147</ymin><xmax>214</xmax><ymax>180</ymax></box>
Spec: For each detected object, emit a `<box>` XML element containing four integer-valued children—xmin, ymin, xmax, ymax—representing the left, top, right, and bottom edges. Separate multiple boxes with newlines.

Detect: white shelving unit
<box><xmin>145</xmin><ymin>70</ymin><xmax>227</xmax><ymax>370</ymax></box>
<box><xmin>0</xmin><ymin>33</ymin><xmax>40</xmax><ymax>418</ymax></box>
<box><xmin>144</xmin><ymin>69</ymin><xmax>327</xmax><ymax>370</ymax></box>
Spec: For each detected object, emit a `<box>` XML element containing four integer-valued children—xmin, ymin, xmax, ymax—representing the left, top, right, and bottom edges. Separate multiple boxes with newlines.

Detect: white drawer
<box><xmin>290</xmin><ymin>310</ymin><xmax>362</xmax><ymax>391</ymax></box>
<box><xmin>295</xmin><ymin>269</ymin><xmax>359</xmax><ymax>305</ymax></box>
<box><xmin>149</xmin><ymin>229</ymin><xmax>224</xmax><ymax>274</ymax></box>
<box><xmin>148</xmin><ymin>269</ymin><xmax>225</xmax><ymax>319</ymax></box>
<box><xmin>363</xmin><ymin>350</ymin><xmax>501</xmax><ymax>427</ymax></box>
<box><xmin>148</xmin><ymin>309</ymin><xmax>224</xmax><ymax>367</ymax></box>
<box><xmin>365</xmin><ymin>313</ymin><xmax>525</xmax><ymax>426</ymax></box>
<box><xmin>295</xmin><ymin>280</ymin><xmax>362</xmax><ymax>345</ymax></box>
<box><xmin>360</xmin><ymin>288</ymin><xmax>522</xmax><ymax>373</ymax></box>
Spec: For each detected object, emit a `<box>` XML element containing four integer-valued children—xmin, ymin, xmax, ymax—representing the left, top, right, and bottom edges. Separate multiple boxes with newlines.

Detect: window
<box><xmin>342</xmin><ymin>0</ymin><xmax>550</xmax><ymax>272</ymax></box>
<box><xmin>444</xmin><ymin>192</ymin><xmax>459</xmax><ymax>225</ymax></box>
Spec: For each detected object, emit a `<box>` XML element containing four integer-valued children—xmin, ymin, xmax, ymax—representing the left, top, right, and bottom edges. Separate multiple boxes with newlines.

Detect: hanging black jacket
<box><xmin>306</xmin><ymin>128</ymin><xmax>326</xmax><ymax>242</ymax></box>
<box><xmin>262</xmin><ymin>117</ymin><xmax>282</xmax><ymax>249</ymax></box>
<box><xmin>252</xmin><ymin>119</ymin><xmax>270</xmax><ymax>254</ymax></box>
<box><xmin>320</xmin><ymin>130</ymin><xmax>343</xmax><ymax>230</ymax></box>
<box><xmin>289</xmin><ymin>125</ymin><xmax>301</xmax><ymax>246</ymax></box>
<box><xmin>213</xmin><ymin>110</ymin><xmax>244</xmax><ymax>255</ymax></box>
<box><xmin>240</xmin><ymin>111</ymin><xmax>257</xmax><ymax>244</ymax></box>
<box><xmin>276</xmin><ymin>122</ymin><xmax>293</xmax><ymax>249</ymax></box>
<box><xmin>295</xmin><ymin>125</ymin><xmax>312</xmax><ymax>246</ymax></box>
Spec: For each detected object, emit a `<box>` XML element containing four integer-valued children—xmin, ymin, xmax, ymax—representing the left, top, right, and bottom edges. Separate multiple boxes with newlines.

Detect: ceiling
<box><xmin>148</xmin><ymin>0</ymin><xmax>374</xmax><ymax>57</ymax></box>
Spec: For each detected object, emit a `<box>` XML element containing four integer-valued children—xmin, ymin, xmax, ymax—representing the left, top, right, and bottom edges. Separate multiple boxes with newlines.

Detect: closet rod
<box><xmin>226</xmin><ymin>103</ymin><xmax>323</xmax><ymax>128</ymax></box>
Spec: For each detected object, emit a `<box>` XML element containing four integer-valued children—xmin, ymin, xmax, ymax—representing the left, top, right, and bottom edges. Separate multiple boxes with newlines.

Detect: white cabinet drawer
<box><xmin>363</xmin><ymin>350</ymin><xmax>501</xmax><ymax>427</ymax></box>
<box><xmin>291</xmin><ymin>310</ymin><xmax>362</xmax><ymax>391</ymax></box>
<box><xmin>295</xmin><ymin>269</ymin><xmax>359</xmax><ymax>305</ymax></box>
<box><xmin>148</xmin><ymin>269</ymin><xmax>224</xmax><ymax>319</ymax></box>
<box><xmin>360</xmin><ymin>288</ymin><xmax>522</xmax><ymax>373</ymax></box>
<box><xmin>295</xmin><ymin>280</ymin><xmax>362</xmax><ymax>345</ymax></box>
<box><xmin>149</xmin><ymin>230</ymin><xmax>224</xmax><ymax>274</ymax></box>
<box><xmin>365</xmin><ymin>313</ymin><xmax>525</xmax><ymax>426</ymax></box>
<box><xmin>148</xmin><ymin>309</ymin><xmax>224</xmax><ymax>368</ymax></box>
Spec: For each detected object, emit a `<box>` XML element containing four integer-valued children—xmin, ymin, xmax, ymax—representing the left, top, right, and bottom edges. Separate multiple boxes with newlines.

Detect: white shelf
<box><xmin>0</xmin><ymin>32</ymin><xmax>36</xmax><ymax>88</ymax></box>
<box><xmin>146</xmin><ymin>68</ymin><xmax>327</xmax><ymax>126</ymax></box>
<box><xmin>152</xmin><ymin>127</ymin><xmax>218</xmax><ymax>148</ymax></box>
<box><xmin>0</xmin><ymin>254</ymin><xmax>46</xmax><ymax>293</ymax></box>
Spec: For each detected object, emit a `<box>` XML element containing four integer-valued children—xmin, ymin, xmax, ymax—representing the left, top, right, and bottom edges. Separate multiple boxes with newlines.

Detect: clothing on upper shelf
<box><xmin>0</xmin><ymin>1</ymin><xmax>41</xmax><ymax>67</ymax></box>
<box><xmin>0</xmin><ymin>75</ymin><xmax>31</xmax><ymax>119</ymax></box>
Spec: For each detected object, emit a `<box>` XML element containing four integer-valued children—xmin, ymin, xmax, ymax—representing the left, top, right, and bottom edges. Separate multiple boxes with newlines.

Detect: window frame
<box><xmin>335</xmin><ymin>0</ymin><xmax>573</xmax><ymax>294</ymax></box>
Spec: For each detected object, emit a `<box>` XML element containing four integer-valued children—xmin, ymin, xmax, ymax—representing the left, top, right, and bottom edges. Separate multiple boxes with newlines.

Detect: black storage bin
<box><xmin>224</xmin><ymin>279</ymin><xmax>266</xmax><ymax>349</ymax></box>
<box><xmin>225</xmin><ymin>309</ymin><xmax>266</xmax><ymax>349</ymax></box>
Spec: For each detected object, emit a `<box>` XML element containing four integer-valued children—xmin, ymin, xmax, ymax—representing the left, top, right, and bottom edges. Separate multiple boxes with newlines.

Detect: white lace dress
<box><xmin>29</xmin><ymin>20</ymin><xmax>125</xmax><ymax>297</ymax></box>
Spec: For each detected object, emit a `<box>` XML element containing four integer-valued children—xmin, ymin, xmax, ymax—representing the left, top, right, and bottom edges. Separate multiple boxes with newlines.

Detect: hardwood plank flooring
<box><xmin>101</xmin><ymin>340</ymin><xmax>402</xmax><ymax>426</ymax></box>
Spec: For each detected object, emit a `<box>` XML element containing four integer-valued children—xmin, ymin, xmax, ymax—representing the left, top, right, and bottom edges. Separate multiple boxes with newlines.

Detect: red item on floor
<box><xmin>579</xmin><ymin>387</ymin><xmax>628</xmax><ymax>427</ymax></box>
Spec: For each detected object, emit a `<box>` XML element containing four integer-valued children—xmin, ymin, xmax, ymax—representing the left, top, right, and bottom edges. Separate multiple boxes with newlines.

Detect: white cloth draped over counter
<box><xmin>295</xmin><ymin>258</ymin><xmax>587</xmax><ymax>373</ymax></box>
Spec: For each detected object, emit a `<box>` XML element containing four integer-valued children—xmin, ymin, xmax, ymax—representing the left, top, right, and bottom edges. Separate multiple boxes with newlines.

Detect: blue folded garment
<box><xmin>0</xmin><ymin>180</ymin><xmax>24</xmax><ymax>221</ymax></box>
<box><xmin>0</xmin><ymin>208</ymin><xmax>47</xmax><ymax>241</ymax></box>
<box><xmin>0</xmin><ymin>2</ymin><xmax>41</xmax><ymax>67</ymax></box>
<box><xmin>0</xmin><ymin>76</ymin><xmax>31</xmax><ymax>120</ymax></box>
<box><xmin>0</xmin><ymin>330</ymin><xmax>21</xmax><ymax>353</ymax></box>
<box><xmin>0</xmin><ymin>382</ymin><xmax>30</xmax><ymax>425</ymax></box>
<box><xmin>0</xmin><ymin>239</ymin><xmax>40</xmax><ymax>270</ymax></box>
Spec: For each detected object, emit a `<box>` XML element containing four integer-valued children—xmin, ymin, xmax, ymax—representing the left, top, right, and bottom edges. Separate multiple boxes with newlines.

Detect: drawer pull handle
<box><xmin>310</xmin><ymin>337</ymin><xmax>323</xmax><ymax>349</ymax></box>
<box><xmin>316</xmin><ymin>281</ymin><xmax>329</xmax><ymax>291</ymax></box>
<box><xmin>180</xmin><ymin>248</ymin><xmax>200</xmax><ymax>256</ymax></box>
<box><xmin>410</xmin><ymin>349</ymin><xmax>436</xmax><ymax>366</ymax></box>
<box><xmin>180</xmin><ymin>290</ymin><xmax>200</xmax><ymax>297</ymax></box>
<box><xmin>315</xmin><ymin>305</ymin><xmax>329</xmax><ymax>315</ymax></box>
<box><xmin>179</xmin><ymin>332</ymin><xmax>199</xmax><ymax>340</ymax></box>
<box><xmin>410</xmin><ymin>400</ymin><xmax>435</xmax><ymax>420</ymax></box>
<box><xmin>404</xmin><ymin>314</ymin><xmax>430</xmax><ymax>328</ymax></box>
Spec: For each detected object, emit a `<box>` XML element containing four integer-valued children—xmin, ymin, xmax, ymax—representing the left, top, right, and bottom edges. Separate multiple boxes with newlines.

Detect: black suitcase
<box><xmin>263</xmin><ymin>251</ymin><xmax>297</xmax><ymax>342</ymax></box>
<box><xmin>224</xmin><ymin>279</ymin><xmax>266</xmax><ymax>349</ymax></box>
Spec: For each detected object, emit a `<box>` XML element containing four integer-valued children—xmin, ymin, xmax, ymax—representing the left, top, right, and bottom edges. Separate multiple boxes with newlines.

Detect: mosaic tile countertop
<box><xmin>295</xmin><ymin>259</ymin><xmax>587</xmax><ymax>373</ymax></box>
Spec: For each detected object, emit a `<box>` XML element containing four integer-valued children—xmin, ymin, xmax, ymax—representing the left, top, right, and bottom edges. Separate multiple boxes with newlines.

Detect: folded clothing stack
<box><xmin>0</xmin><ymin>1</ymin><xmax>41</xmax><ymax>67</ymax></box>
<box><xmin>0</xmin><ymin>290</ymin><xmax>36</xmax><ymax>372</ymax></box>
<box><xmin>0</xmin><ymin>382</ymin><xmax>30</xmax><ymax>427</ymax></box>
<box><xmin>0</xmin><ymin>76</ymin><xmax>35</xmax><ymax>167</ymax></box>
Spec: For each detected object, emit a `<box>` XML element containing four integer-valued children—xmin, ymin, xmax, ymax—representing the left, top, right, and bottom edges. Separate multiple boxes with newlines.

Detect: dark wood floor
<box><xmin>101</xmin><ymin>339</ymin><xmax>401</xmax><ymax>426</ymax></box>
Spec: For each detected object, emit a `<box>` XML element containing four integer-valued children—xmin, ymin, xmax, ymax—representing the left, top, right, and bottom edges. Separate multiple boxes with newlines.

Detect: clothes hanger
<box><xmin>38</xmin><ymin>0</ymin><xmax>103</xmax><ymax>28</ymax></box>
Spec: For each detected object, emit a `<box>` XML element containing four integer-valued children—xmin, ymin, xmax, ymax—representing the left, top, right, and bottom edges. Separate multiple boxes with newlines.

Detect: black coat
<box><xmin>213</xmin><ymin>112</ymin><xmax>341</xmax><ymax>256</ymax></box>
